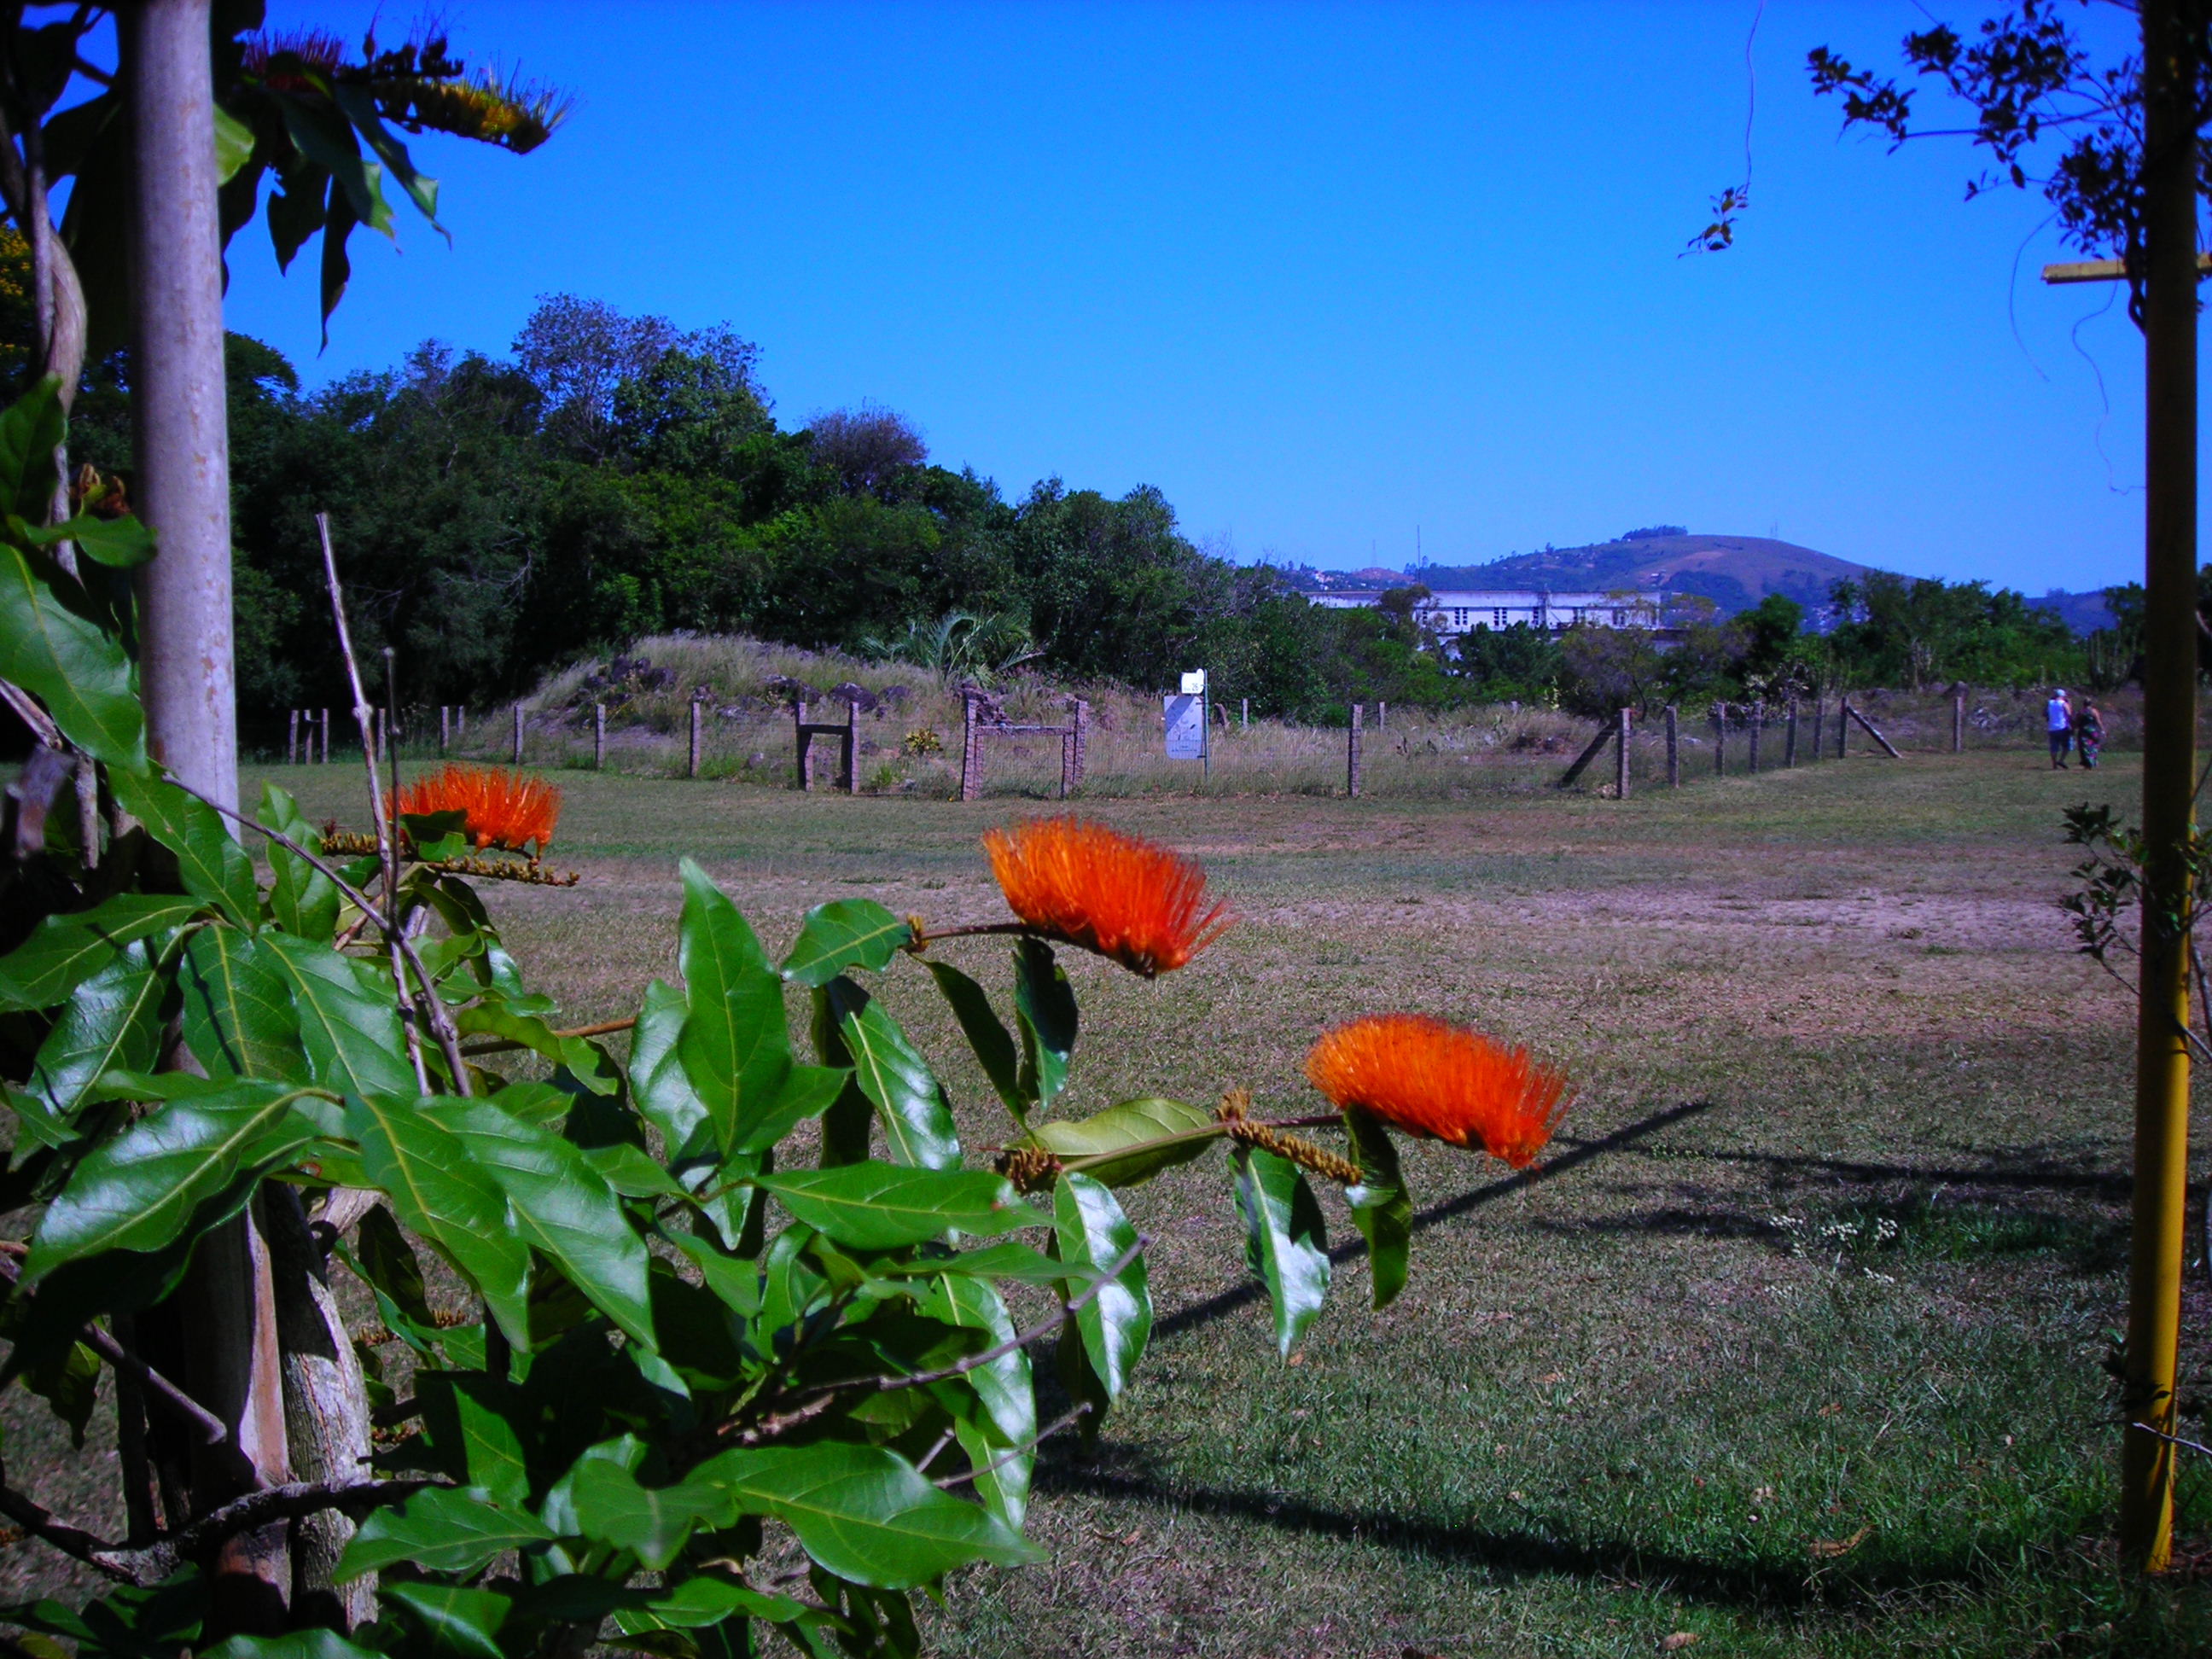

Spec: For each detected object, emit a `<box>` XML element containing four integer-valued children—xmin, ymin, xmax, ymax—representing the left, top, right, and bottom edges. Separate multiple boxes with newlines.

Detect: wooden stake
<box><xmin>1713</xmin><ymin>704</ymin><xmax>1726</xmax><ymax>776</ymax></box>
<box><xmin>1785</xmin><ymin>700</ymin><xmax>1799</xmax><ymax>768</ymax></box>
<box><xmin>511</xmin><ymin>701</ymin><xmax>523</xmax><ymax>765</ymax></box>
<box><xmin>593</xmin><ymin>703</ymin><xmax>605</xmax><ymax>771</ymax></box>
<box><xmin>845</xmin><ymin>699</ymin><xmax>859</xmax><ymax>795</ymax></box>
<box><xmin>960</xmin><ymin>691</ymin><xmax>981</xmax><ymax>801</ymax></box>
<box><xmin>1347</xmin><ymin>703</ymin><xmax>1363</xmax><ymax>798</ymax></box>
<box><xmin>439</xmin><ymin>704</ymin><xmax>451</xmax><ymax>756</ymax></box>
<box><xmin>1953</xmin><ymin>690</ymin><xmax>1965</xmax><ymax>754</ymax></box>
<box><xmin>1748</xmin><ymin>706</ymin><xmax>1761</xmax><ymax>774</ymax></box>
<box><xmin>689</xmin><ymin>698</ymin><xmax>702</xmax><ymax>779</ymax></box>
<box><xmin>320</xmin><ymin>707</ymin><xmax>329</xmax><ymax>764</ymax></box>
<box><xmin>287</xmin><ymin>707</ymin><xmax>300</xmax><ymax>765</ymax></box>
<box><xmin>795</xmin><ymin>697</ymin><xmax>809</xmax><ymax>791</ymax></box>
<box><xmin>1665</xmin><ymin>705</ymin><xmax>1679</xmax><ymax>788</ymax></box>
<box><xmin>1614</xmin><ymin>707</ymin><xmax>1631</xmax><ymax>800</ymax></box>
<box><xmin>1241</xmin><ymin>697</ymin><xmax>1249</xmax><ymax>731</ymax></box>
<box><xmin>1845</xmin><ymin>700</ymin><xmax>1902</xmax><ymax>760</ymax></box>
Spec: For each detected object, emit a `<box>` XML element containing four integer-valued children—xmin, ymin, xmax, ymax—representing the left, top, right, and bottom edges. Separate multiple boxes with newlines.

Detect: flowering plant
<box><xmin>0</xmin><ymin>435</ymin><xmax>1569</xmax><ymax>1656</ymax></box>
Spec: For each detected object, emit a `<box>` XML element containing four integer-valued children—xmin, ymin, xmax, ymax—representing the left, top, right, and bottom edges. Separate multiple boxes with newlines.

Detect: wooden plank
<box><xmin>1844</xmin><ymin>700</ymin><xmax>1902</xmax><ymax>759</ymax></box>
<box><xmin>1557</xmin><ymin>720</ymin><xmax>1615</xmax><ymax>788</ymax></box>
<box><xmin>2041</xmin><ymin>252</ymin><xmax>2211</xmax><ymax>284</ymax></box>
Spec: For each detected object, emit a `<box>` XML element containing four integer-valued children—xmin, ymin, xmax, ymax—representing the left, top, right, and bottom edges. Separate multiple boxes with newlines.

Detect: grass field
<box><xmin>9</xmin><ymin>744</ymin><xmax>2212</xmax><ymax>1655</ymax></box>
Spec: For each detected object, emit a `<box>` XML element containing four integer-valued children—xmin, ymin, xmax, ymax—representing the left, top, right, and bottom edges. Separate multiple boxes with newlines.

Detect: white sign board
<box><xmin>1163</xmin><ymin>693</ymin><xmax>1206</xmax><ymax>760</ymax></box>
<box><xmin>1179</xmin><ymin>669</ymin><xmax>1208</xmax><ymax>695</ymax></box>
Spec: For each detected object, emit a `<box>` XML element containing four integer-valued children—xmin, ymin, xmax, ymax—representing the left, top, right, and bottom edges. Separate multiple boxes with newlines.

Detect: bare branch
<box><xmin>0</xmin><ymin>1464</ymin><xmax>122</xmax><ymax>1577</ymax></box>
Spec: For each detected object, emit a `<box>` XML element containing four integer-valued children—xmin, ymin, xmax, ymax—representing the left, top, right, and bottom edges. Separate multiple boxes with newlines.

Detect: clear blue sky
<box><xmin>222</xmin><ymin>2</ymin><xmax>2174</xmax><ymax>594</ymax></box>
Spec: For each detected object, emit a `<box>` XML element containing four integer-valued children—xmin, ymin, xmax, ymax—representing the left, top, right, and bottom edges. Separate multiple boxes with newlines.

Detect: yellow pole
<box><xmin>2119</xmin><ymin>0</ymin><xmax>2197</xmax><ymax>1575</ymax></box>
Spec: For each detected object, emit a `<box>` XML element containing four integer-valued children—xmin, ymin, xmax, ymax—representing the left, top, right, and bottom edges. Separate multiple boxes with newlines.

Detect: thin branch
<box><xmin>0</xmin><ymin>1254</ymin><xmax>229</xmax><ymax>1448</ymax></box>
<box><xmin>98</xmin><ymin>1476</ymin><xmax>437</xmax><ymax>1584</ymax></box>
<box><xmin>933</xmin><ymin>1402</ymin><xmax>1092</xmax><ymax>1490</ymax></box>
<box><xmin>318</xmin><ymin>514</ymin><xmax>473</xmax><ymax>1097</ymax></box>
<box><xmin>2130</xmin><ymin>1421</ymin><xmax>2212</xmax><ymax>1459</ymax></box>
<box><xmin>0</xmin><ymin>1464</ymin><xmax>120</xmax><ymax>1575</ymax></box>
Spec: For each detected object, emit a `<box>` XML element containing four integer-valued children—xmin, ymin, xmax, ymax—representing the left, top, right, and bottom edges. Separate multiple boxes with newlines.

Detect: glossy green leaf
<box><xmin>19</xmin><ymin>1336</ymin><xmax>101</xmax><ymax>1447</ymax></box>
<box><xmin>733</xmin><ymin>1063</ymin><xmax>850</xmax><ymax>1156</ymax></box>
<box><xmin>1232</xmin><ymin>1146</ymin><xmax>1331</xmax><ymax>1358</ymax></box>
<box><xmin>923</xmin><ymin>959</ymin><xmax>1024</xmax><ymax>1121</ymax></box>
<box><xmin>585</xmin><ymin>1142</ymin><xmax>689</xmax><ymax>1201</ymax></box>
<box><xmin>202</xmin><ymin>1634</ymin><xmax>382</xmax><ymax>1659</ymax></box>
<box><xmin>260</xmin><ymin>934</ymin><xmax>416</xmax><ymax>1099</ymax></box>
<box><xmin>538</xmin><ymin>1434</ymin><xmax>648</xmax><ymax>1537</ymax></box>
<box><xmin>1025</xmin><ymin>1097</ymin><xmax>1215</xmax><ymax>1188</ymax></box>
<box><xmin>1053</xmin><ymin>1171</ymin><xmax>1149</xmax><ymax>1400</ymax></box>
<box><xmin>687</xmin><ymin>1441</ymin><xmax>1044</xmax><ymax>1589</ymax></box>
<box><xmin>569</xmin><ymin>1458</ymin><xmax>727</xmax><ymax>1571</ymax></box>
<box><xmin>630</xmin><ymin>979</ymin><xmax>711</xmax><ymax>1164</ymax></box>
<box><xmin>416</xmin><ymin>1373</ymin><xmax>532</xmax><ymax>1508</ymax></box>
<box><xmin>259</xmin><ymin>783</ymin><xmax>341</xmax><ymax>941</ymax></box>
<box><xmin>781</xmin><ymin>899</ymin><xmax>912</xmax><ymax>987</ymax></box>
<box><xmin>23</xmin><ymin>1086</ymin><xmax>319</xmax><ymax>1280</ymax></box>
<box><xmin>212</xmin><ymin>106</ymin><xmax>256</xmax><ymax>184</ymax></box>
<box><xmin>338</xmin><ymin>1484</ymin><xmax>552</xmax><ymax>1579</ymax></box>
<box><xmin>348</xmin><ymin>1096</ymin><xmax>531</xmax><ymax>1352</ymax></box>
<box><xmin>926</xmin><ymin>1276</ymin><xmax>1033</xmax><ymax>1529</ymax></box>
<box><xmin>1013</xmin><ymin>937</ymin><xmax>1076</xmax><ymax>1109</ymax></box>
<box><xmin>0</xmin><ymin>542</ymin><xmax>143</xmax><ymax>769</ymax></box>
<box><xmin>0</xmin><ymin>375</ymin><xmax>64</xmax><ymax>517</ymax></box>
<box><xmin>109</xmin><ymin>769</ymin><xmax>258</xmax><ymax>926</ymax></box>
<box><xmin>824</xmin><ymin>980</ymin><xmax>958</xmax><ymax>1169</ymax></box>
<box><xmin>25</xmin><ymin>511</ymin><xmax>156</xmax><ymax>568</ymax></box>
<box><xmin>876</xmin><ymin>1240</ymin><xmax>1074</xmax><ymax>1286</ymax></box>
<box><xmin>378</xmin><ymin>1581</ymin><xmax>509</xmax><ymax>1659</ymax></box>
<box><xmin>676</xmin><ymin>859</ymin><xmax>792</xmax><ymax>1155</ymax></box>
<box><xmin>24</xmin><ymin>951</ymin><xmax>165</xmax><ymax>1121</ymax></box>
<box><xmin>457</xmin><ymin>1004</ymin><xmax>618</xmax><ymax>1096</ymax></box>
<box><xmin>179</xmin><ymin>928</ymin><xmax>306</xmax><ymax>1082</ymax></box>
<box><xmin>422</xmin><ymin>1097</ymin><xmax>656</xmax><ymax>1352</ymax></box>
<box><xmin>757</xmin><ymin>1163</ymin><xmax>1043</xmax><ymax>1250</ymax></box>
<box><xmin>1344</xmin><ymin>1110</ymin><xmax>1412</xmax><ymax>1311</ymax></box>
<box><xmin>0</xmin><ymin>894</ymin><xmax>200</xmax><ymax>1011</ymax></box>
<box><xmin>352</xmin><ymin>1202</ymin><xmax>438</xmax><ymax>1335</ymax></box>
<box><xmin>615</xmin><ymin>1574</ymin><xmax>806</xmax><ymax>1632</ymax></box>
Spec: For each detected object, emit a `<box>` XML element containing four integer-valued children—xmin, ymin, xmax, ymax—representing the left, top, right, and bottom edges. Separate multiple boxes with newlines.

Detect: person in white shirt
<box><xmin>2046</xmin><ymin>688</ymin><xmax>2073</xmax><ymax>769</ymax></box>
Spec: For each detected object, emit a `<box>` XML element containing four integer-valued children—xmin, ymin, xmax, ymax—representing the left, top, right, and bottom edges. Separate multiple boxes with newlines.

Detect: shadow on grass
<box><xmin>1031</xmin><ymin>1458</ymin><xmax>2082</xmax><ymax>1612</ymax></box>
<box><xmin>1150</xmin><ymin>1100</ymin><xmax>1714</xmax><ymax>1344</ymax></box>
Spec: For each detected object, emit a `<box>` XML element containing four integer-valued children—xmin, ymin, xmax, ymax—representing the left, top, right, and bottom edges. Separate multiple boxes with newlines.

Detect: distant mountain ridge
<box><xmin>1401</xmin><ymin>533</ymin><xmax>1877</xmax><ymax>617</ymax></box>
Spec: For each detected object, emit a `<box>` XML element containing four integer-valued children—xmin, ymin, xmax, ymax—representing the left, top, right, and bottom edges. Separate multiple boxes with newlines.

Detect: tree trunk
<box><xmin>121</xmin><ymin>0</ymin><xmax>286</xmax><ymax>1630</ymax></box>
<box><xmin>124</xmin><ymin>0</ymin><xmax>236</xmax><ymax>813</ymax></box>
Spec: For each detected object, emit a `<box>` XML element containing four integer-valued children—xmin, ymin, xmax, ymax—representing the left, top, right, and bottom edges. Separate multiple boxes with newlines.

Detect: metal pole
<box><xmin>2121</xmin><ymin>0</ymin><xmax>2197</xmax><ymax>1573</ymax></box>
<box><xmin>1664</xmin><ymin>705</ymin><xmax>1679</xmax><ymax>789</ymax></box>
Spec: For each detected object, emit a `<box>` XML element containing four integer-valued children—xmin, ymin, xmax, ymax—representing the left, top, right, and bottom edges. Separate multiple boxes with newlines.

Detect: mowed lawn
<box><xmin>9</xmin><ymin>748</ymin><xmax>2211</xmax><ymax>1656</ymax></box>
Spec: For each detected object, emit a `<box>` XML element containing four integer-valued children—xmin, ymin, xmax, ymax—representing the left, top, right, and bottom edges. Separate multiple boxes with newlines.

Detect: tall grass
<box><xmin>428</xmin><ymin>633</ymin><xmax>2165</xmax><ymax>800</ymax></box>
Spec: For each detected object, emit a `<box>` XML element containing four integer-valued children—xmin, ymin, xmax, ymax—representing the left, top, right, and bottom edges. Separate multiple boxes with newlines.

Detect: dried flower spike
<box><xmin>389</xmin><ymin>763</ymin><xmax>561</xmax><ymax>856</ymax></box>
<box><xmin>982</xmin><ymin>817</ymin><xmax>1228</xmax><ymax>977</ymax></box>
<box><xmin>1304</xmin><ymin>1013</ymin><xmax>1569</xmax><ymax>1168</ymax></box>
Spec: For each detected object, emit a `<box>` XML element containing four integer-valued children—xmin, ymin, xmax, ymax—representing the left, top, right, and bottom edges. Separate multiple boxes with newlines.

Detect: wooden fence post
<box><xmin>439</xmin><ymin>705</ymin><xmax>451</xmax><ymax>756</ymax></box>
<box><xmin>511</xmin><ymin>701</ymin><xmax>523</xmax><ymax>765</ymax></box>
<box><xmin>1785</xmin><ymin>700</ymin><xmax>1799</xmax><ymax>768</ymax></box>
<box><xmin>1071</xmin><ymin>697</ymin><xmax>1088</xmax><ymax>792</ymax></box>
<box><xmin>794</xmin><ymin>698</ymin><xmax>809</xmax><ymax>790</ymax></box>
<box><xmin>1748</xmin><ymin>706</ymin><xmax>1762</xmax><ymax>774</ymax></box>
<box><xmin>1347</xmin><ymin>703</ymin><xmax>1363</xmax><ymax>799</ymax></box>
<box><xmin>1837</xmin><ymin>698</ymin><xmax>1848</xmax><ymax>759</ymax></box>
<box><xmin>1615</xmin><ymin>707</ymin><xmax>1631</xmax><ymax>800</ymax></box>
<box><xmin>844</xmin><ymin>699</ymin><xmax>859</xmax><ymax>795</ymax></box>
<box><xmin>320</xmin><ymin>707</ymin><xmax>330</xmax><ymax>764</ymax></box>
<box><xmin>1713</xmin><ymin>704</ymin><xmax>1726</xmax><ymax>776</ymax></box>
<box><xmin>1665</xmin><ymin>705</ymin><xmax>1679</xmax><ymax>788</ymax></box>
<box><xmin>1378</xmin><ymin>700</ymin><xmax>1387</xmax><ymax>731</ymax></box>
<box><xmin>593</xmin><ymin>703</ymin><xmax>605</xmax><ymax>771</ymax></box>
<box><xmin>287</xmin><ymin>707</ymin><xmax>300</xmax><ymax>765</ymax></box>
<box><xmin>960</xmin><ymin>691</ymin><xmax>981</xmax><ymax>801</ymax></box>
<box><xmin>1808</xmin><ymin>696</ymin><xmax>1823</xmax><ymax>762</ymax></box>
<box><xmin>1241</xmin><ymin>697</ymin><xmax>1249</xmax><ymax>731</ymax></box>
<box><xmin>1953</xmin><ymin>690</ymin><xmax>1965</xmax><ymax>754</ymax></box>
<box><xmin>689</xmin><ymin>697</ymin><xmax>702</xmax><ymax>779</ymax></box>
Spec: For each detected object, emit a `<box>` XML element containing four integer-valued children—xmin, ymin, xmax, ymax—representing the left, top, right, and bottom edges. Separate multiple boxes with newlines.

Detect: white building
<box><xmin>1308</xmin><ymin>587</ymin><xmax>1663</xmax><ymax>632</ymax></box>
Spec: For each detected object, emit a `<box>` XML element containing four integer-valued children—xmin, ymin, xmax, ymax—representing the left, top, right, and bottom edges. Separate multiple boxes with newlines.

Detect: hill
<box><xmin>1407</xmin><ymin>533</ymin><xmax>1879</xmax><ymax>616</ymax></box>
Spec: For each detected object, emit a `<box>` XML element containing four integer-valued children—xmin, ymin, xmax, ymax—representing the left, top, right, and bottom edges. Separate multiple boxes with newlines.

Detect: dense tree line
<box><xmin>13</xmin><ymin>279</ymin><xmax>2135</xmax><ymax>735</ymax></box>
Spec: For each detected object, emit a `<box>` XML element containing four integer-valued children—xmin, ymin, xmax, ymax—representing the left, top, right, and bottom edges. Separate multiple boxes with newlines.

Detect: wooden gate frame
<box><xmin>795</xmin><ymin>698</ymin><xmax>860</xmax><ymax>793</ymax></box>
<box><xmin>958</xmin><ymin>690</ymin><xmax>1089</xmax><ymax>801</ymax></box>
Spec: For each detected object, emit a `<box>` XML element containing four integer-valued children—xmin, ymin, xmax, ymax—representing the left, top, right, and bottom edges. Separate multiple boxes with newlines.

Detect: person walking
<box><xmin>2077</xmin><ymin>698</ymin><xmax>2105</xmax><ymax>770</ymax></box>
<box><xmin>2046</xmin><ymin>686</ymin><xmax>2074</xmax><ymax>768</ymax></box>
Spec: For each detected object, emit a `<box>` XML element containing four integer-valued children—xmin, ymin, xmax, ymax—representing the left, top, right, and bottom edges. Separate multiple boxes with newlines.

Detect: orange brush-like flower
<box><xmin>982</xmin><ymin>817</ymin><xmax>1229</xmax><ymax>976</ymax></box>
<box><xmin>390</xmin><ymin>764</ymin><xmax>562</xmax><ymax>855</ymax></box>
<box><xmin>1304</xmin><ymin>1013</ymin><xmax>1569</xmax><ymax>1167</ymax></box>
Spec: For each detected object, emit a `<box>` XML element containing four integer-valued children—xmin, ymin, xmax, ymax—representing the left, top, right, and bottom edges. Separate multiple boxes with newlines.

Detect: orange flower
<box><xmin>1304</xmin><ymin>1013</ymin><xmax>1569</xmax><ymax>1167</ymax></box>
<box><xmin>982</xmin><ymin>817</ymin><xmax>1229</xmax><ymax>977</ymax></box>
<box><xmin>389</xmin><ymin>764</ymin><xmax>561</xmax><ymax>855</ymax></box>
